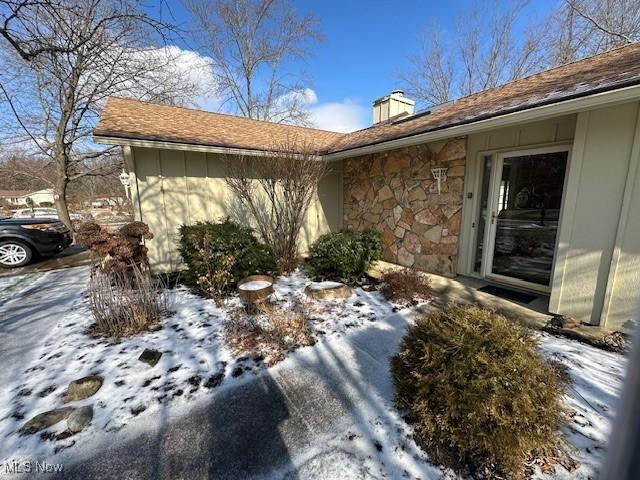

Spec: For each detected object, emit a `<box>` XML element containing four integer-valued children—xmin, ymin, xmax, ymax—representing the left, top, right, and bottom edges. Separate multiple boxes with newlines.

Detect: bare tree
<box><xmin>0</xmin><ymin>149</ymin><xmax>53</xmax><ymax>191</ymax></box>
<box><xmin>403</xmin><ymin>0</ymin><xmax>640</xmax><ymax>109</ymax></box>
<box><xmin>399</xmin><ymin>23</ymin><xmax>454</xmax><ymax>107</ymax></box>
<box><xmin>401</xmin><ymin>1</ymin><xmax>547</xmax><ymax>108</ymax></box>
<box><xmin>184</xmin><ymin>0</ymin><xmax>320</xmax><ymax>125</ymax></box>
<box><xmin>223</xmin><ymin>138</ymin><xmax>327</xmax><ymax>272</ymax></box>
<box><xmin>0</xmin><ymin>0</ymin><xmax>198</xmax><ymax>229</ymax></box>
<box><xmin>548</xmin><ymin>0</ymin><xmax>640</xmax><ymax>64</ymax></box>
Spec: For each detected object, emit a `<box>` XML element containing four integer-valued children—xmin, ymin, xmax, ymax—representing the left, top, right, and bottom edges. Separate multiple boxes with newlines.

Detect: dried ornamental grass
<box><xmin>391</xmin><ymin>304</ymin><xmax>568</xmax><ymax>478</ymax></box>
<box><xmin>88</xmin><ymin>262</ymin><xmax>169</xmax><ymax>337</ymax></box>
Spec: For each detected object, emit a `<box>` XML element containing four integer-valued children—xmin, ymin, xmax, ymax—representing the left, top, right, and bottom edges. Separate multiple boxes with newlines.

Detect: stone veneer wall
<box><xmin>343</xmin><ymin>138</ymin><xmax>466</xmax><ymax>276</ymax></box>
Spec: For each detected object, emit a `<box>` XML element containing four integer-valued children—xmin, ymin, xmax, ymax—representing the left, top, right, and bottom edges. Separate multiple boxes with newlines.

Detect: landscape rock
<box><xmin>19</xmin><ymin>407</ymin><xmax>75</xmax><ymax>435</ymax></box>
<box><xmin>600</xmin><ymin>331</ymin><xmax>629</xmax><ymax>353</ymax></box>
<box><xmin>138</xmin><ymin>348</ymin><xmax>162</xmax><ymax>367</ymax></box>
<box><xmin>64</xmin><ymin>375</ymin><xmax>104</xmax><ymax>403</ymax></box>
<box><xmin>67</xmin><ymin>405</ymin><xmax>93</xmax><ymax>433</ymax></box>
<box><xmin>304</xmin><ymin>281</ymin><xmax>352</xmax><ymax>299</ymax></box>
<box><xmin>548</xmin><ymin>315</ymin><xmax>581</xmax><ymax>329</ymax></box>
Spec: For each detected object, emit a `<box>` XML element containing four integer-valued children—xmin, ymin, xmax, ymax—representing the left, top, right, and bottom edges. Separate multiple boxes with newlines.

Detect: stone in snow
<box><xmin>238</xmin><ymin>280</ymin><xmax>272</xmax><ymax>291</ymax></box>
<box><xmin>19</xmin><ymin>407</ymin><xmax>75</xmax><ymax>435</ymax></box>
<box><xmin>304</xmin><ymin>282</ymin><xmax>352</xmax><ymax>299</ymax></box>
<box><xmin>64</xmin><ymin>375</ymin><xmax>104</xmax><ymax>403</ymax></box>
<box><xmin>67</xmin><ymin>405</ymin><xmax>93</xmax><ymax>433</ymax></box>
<box><xmin>138</xmin><ymin>348</ymin><xmax>162</xmax><ymax>367</ymax></box>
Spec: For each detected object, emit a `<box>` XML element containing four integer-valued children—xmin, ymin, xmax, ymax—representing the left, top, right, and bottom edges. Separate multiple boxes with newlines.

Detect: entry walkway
<box><xmin>370</xmin><ymin>261</ymin><xmax>624</xmax><ymax>348</ymax></box>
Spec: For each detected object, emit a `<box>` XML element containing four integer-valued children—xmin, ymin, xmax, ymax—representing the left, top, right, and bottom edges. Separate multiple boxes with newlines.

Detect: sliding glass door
<box><xmin>482</xmin><ymin>148</ymin><xmax>568</xmax><ymax>291</ymax></box>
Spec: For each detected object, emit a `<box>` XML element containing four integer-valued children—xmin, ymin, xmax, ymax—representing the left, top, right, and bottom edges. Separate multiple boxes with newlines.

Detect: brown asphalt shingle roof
<box><xmin>95</xmin><ymin>43</ymin><xmax>640</xmax><ymax>156</ymax></box>
<box><xmin>94</xmin><ymin>98</ymin><xmax>345</xmax><ymax>153</ymax></box>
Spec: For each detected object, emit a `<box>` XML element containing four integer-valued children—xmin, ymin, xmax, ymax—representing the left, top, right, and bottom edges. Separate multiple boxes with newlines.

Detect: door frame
<box><xmin>479</xmin><ymin>144</ymin><xmax>572</xmax><ymax>294</ymax></box>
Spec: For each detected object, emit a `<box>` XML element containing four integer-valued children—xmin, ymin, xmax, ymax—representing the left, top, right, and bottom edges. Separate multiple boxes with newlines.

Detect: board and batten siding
<box><xmin>550</xmin><ymin>101</ymin><xmax>640</xmax><ymax>330</ymax></box>
<box><xmin>459</xmin><ymin>108</ymin><xmax>640</xmax><ymax>330</ymax></box>
<box><xmin>125</xmin><ymin>147</ymin><xmax>343</xmax><ymax>272</ymax></box>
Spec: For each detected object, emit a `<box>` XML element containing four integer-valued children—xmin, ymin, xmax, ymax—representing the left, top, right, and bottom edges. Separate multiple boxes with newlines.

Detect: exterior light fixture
<box><xmin>431</xmin><ymin>167</ymin><xmax>448</xmax><ymax>195</ymax></box>
<box><xmin>119</xmin><ymin>169</ymin><xmax>131</xmax><ymax>199</ymax></box>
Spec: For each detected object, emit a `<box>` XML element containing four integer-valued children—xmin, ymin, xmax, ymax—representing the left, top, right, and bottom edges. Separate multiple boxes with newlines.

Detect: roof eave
<box><xmin>92</xmin><ymin>134</ymin><xmax>323</xmax><ymax>159</ymax></box>
<box><xmin>323</xmin><ymin>83</ymin><xmax>640</xmax><ymax>160</ymax></box>
<box><xmin>94</xmin><ymin>83</ymin><xmax>640</xmax><ymax>161</ymax></box>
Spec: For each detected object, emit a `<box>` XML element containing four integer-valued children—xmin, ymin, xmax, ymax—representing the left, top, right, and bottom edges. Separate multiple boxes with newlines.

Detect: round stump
<box><xmin>238</xmin><ymin>275</ymin><xmax>274</xmax><ymax>304</ymax></box>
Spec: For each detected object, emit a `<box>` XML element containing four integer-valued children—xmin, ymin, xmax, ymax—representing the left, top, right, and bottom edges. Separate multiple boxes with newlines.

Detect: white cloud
<box><xmin>309</xmin><ymin>99</ymin><xmax>368</xmax><ymax>133</ymax></box>
<box><xmin>134</xmin><ymin>46</ymin><xmax>218</xmax><ymax>109</ymax></box>
<box><xmin>125</xmin><ymin>49</ymin><xmax>369</xmax><ymax>132</ymax></box>
<box><xmin>295</xmin><ymin>88</ymin><xmax>367</xmax><ymax>133</ymax></box>
<box><xmin>258</xmin><ymin>87</ymin><xmax>369</xmax><ymax>132</ymax></box>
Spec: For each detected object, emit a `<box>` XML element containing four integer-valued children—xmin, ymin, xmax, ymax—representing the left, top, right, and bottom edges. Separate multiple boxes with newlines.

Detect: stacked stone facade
<box><xmin>343</xmin><ymin>138</ymin><xmax>466</xmax><ymax>277</ymax></box>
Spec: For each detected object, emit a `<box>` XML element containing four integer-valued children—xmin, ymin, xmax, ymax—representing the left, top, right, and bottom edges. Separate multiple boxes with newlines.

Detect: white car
<box><xmin>12</xmin><ymin>208</ymin><xmax>84</xmax><ymax>221</ymax></box>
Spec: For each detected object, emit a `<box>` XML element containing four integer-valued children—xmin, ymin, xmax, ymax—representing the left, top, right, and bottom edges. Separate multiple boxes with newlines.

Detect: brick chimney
<box><xmin>372</xmin><ymin>90</ymin><xmax>415</xmax><ymax>124</ymax></box>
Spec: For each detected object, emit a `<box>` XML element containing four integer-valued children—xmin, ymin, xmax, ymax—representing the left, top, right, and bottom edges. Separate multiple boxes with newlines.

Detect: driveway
<box><xmin>0</xmin><ymin>246</ymin><xmax>90</xmax><ymax>280</ymax></box>
<box><xmin>0</xmin><ymin>266</ymin><xmax>89</xmax><ymax>388</ymax></box>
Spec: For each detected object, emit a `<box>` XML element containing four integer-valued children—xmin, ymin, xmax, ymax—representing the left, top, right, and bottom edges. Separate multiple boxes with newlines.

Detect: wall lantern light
<box><xmin>431</xmin><ymin>167</ymin><xmax>448</xmax><ymax>195</ymax></box>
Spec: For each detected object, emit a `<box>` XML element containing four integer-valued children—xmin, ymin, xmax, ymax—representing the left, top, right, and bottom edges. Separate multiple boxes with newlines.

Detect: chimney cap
<box><xmin>390</xmin><ymin>89</ymin><xmax>404</xmax><ymax>96</ymax></box>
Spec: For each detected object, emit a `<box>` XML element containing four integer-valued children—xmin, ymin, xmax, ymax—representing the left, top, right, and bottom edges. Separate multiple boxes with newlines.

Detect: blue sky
<box><xmin>159</xmin><ymin>0</ymin><xmax>557</xmax><ymax>131</ymax></box>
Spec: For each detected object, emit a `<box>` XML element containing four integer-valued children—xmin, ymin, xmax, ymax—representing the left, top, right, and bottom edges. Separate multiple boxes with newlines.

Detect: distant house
<box><xmin>0</xmin><ymin>190</ymin><xmax>30</xmax><ymax>205</ymax></box>
<box><xmin>0</xmin><ymin>189</ymin><xmax>55</xmax><ymax>207</ymax></box>
<box><xmin>95</xmin><ymin>43</ymin><xmax>640</xmax><ymax>331</ymax></box>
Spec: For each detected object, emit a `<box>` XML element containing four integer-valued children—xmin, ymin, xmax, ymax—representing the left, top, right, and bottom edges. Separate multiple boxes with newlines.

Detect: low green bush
<box><xmin>307</xmin><ymin>229</ymin><xmax>382</xmax><ymax>283</ymax></box>
<box><xmin>391</xmin><ymin>304</ymin><xmax>568</xmax><ymax>478</ymax></box>
<box><xmin>178</xmin><ymin>219</ymin><xmax>276</xmax><ymax>297</ymax></box>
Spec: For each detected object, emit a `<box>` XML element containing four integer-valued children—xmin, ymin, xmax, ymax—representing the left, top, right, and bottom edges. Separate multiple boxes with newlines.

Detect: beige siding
<box><xmin>550</xmin><ymin>101</ymin><xmax>640</xmax><ymax>329</ymax></box>
<box><xmin>129</xmin><ymin>147</ymin><xmax>343</xmax><ymax>272</ymax></box>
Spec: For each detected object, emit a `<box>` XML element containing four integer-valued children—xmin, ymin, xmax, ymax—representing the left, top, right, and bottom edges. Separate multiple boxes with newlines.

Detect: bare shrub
<box><xmin>380</xmin><ymin>268</ymin><xmax>432</xmax><ymax>306</ymax></box>
<box><xmin>224</xmin><ymin>138</ymin><xmax>327</xmax><ymax>273</ymax></box>
<box><xmin>88</xmin><ymin>262</ymin><xmax>169</xmax><ymax>337</ymax></box>
<box><xmin>224</xmin><ymin>300</ymin><xmax>315</xmax><ymax>365</ymax></box>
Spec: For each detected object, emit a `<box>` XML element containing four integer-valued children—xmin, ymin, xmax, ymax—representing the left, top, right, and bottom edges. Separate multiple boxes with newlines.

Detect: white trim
<box><xmin>324</xmin><ymin>84</ymin><xmax>640</xmax><ymax>160</ymax></box>
<box><xmin>599</xmin><ymin>105</ymin><xmax>640</xmax><ymax>326</ymax></box>
<box><xmin>482</xmin><ymin>144</ymin><xmax>572</xmax><ymax>292</ymax></box>
<box><xmin>549</xmin><ymin>113</ymin><xmax>590</xmax><ymax>313</ymax></box>
<box><xmin>93</xmin><ymin>135</ymin><xmax>322</xmax><ymax>160</ymax></box>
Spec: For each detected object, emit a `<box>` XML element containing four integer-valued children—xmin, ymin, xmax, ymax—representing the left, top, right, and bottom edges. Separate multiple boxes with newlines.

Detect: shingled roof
<box><xmin>95</xmin><ymin>43</ymin><xmax>640</xmax><ymax>156</ymax></box>
<box><xmin>94</xmin><ymin>98</ymin><xmax>345</xmax><ymax>153</ymax></box>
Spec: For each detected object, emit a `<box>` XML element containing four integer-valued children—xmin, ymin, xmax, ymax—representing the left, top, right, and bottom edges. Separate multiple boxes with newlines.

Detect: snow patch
<box><xmin>238</xmin><ymin>280</ymin><xmax>272</xmax><ymax>291</ymax></box>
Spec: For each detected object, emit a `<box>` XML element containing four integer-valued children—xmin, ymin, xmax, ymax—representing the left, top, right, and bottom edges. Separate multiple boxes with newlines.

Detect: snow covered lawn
<box><xmin>0</xmin><ymin>268</ymin><xmax>628</xmax><ymax>479</ymax></box>
<box><xmin>0</xmin><ymin>271</ymin><xmax>391</xmax><ymax>461</ymax></box>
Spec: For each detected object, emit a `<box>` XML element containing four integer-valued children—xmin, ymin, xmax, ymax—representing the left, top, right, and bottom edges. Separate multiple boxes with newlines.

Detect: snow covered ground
<box><xmin>0</xmin><ymin>268</ymin><xmax>629</xmax><ymax>479</ymax></box>
<box><xmin>0</xmin><ymin>270</ymin><xmax>392</xmax><ymax>462</ymax></box>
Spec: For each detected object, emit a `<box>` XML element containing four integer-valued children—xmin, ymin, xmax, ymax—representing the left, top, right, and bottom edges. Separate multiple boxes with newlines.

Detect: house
<box><xmin>0</xmin><ymin>190</ymin><xmax>30</xmax><ymax>205</ymax></box>
<box><xmin>0</xmin><ymin>188</ymin><xmax>55</xmax><ymax>207</ymax></box>
<box><xmin>94</xmin><ymin>43</ymin><xmax>640</xmax><ymax>331</ymax></box>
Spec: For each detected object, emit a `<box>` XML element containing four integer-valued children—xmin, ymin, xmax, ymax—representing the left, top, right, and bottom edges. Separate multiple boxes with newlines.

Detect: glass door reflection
<box><xmin>487</xmin><ymin>150</ymin><xmax>568</xmax><ymax>288</ymax></box>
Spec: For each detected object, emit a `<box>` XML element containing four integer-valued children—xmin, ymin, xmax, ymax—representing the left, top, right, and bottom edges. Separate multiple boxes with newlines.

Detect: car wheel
<box><xmin>0</xmin><ymin>240</ymin><xmax>33</xmax><ymax>268</ymax></box>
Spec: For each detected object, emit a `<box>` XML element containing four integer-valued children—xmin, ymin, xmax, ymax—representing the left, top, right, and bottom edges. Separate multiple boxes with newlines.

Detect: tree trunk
<box><xmin>54</xmin><ymin>178</ymin><xmax>73</xmax><ymax>231</ymax></box>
